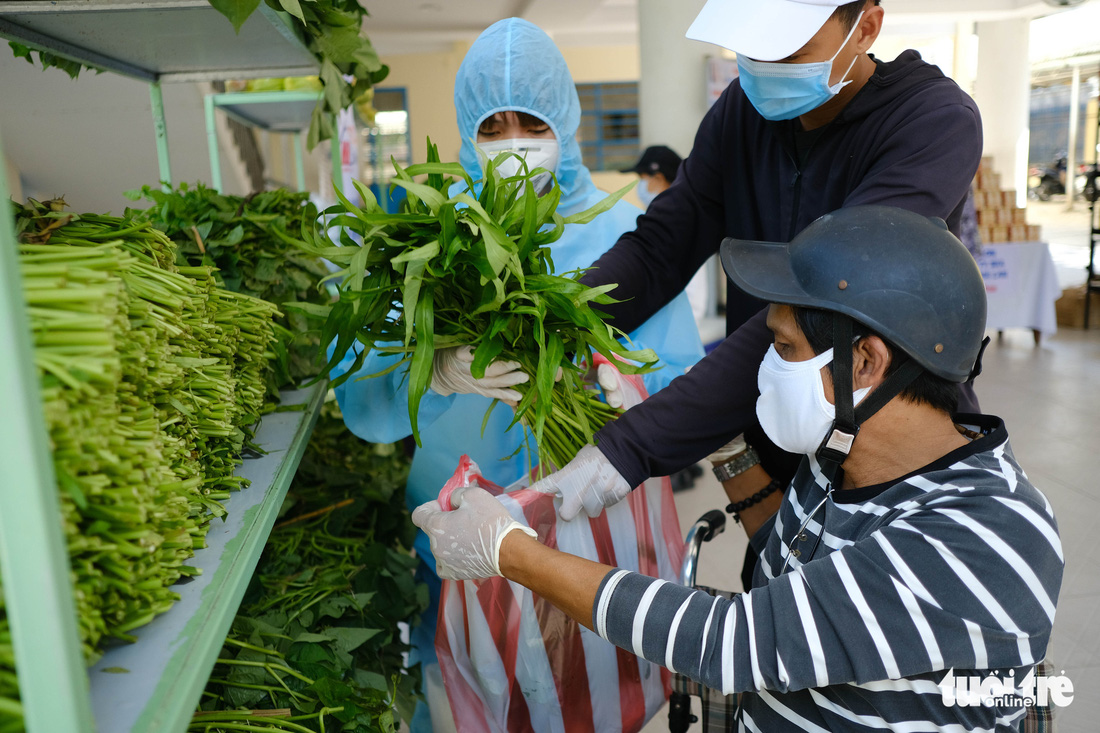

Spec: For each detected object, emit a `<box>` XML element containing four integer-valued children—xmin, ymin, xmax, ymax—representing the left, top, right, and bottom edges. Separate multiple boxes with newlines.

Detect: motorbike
<box><xmin>1028</xmin><ymin>155</ymin><xmax>1100</xmax><ymax>202</ymax></box>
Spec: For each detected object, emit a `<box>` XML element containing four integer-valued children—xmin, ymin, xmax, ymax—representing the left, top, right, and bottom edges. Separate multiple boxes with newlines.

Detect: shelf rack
<box><xmin>205</xmin><ymin>90</ymin><xmax>323</xmax><ymax>192</ymax></box>
<box><xmin>0</xmin><ymin>129</ymin><xmax>329</xmax><ymax>732</ymax></box>
<box><xmin>86</xmin><ymin>384</ymin><xmax>327</xmax><ymax>732</ymax></box>
<box><xmin>0</xmin><ymin>4</ymin><xmax>339</xmax><ymax>731</ymax></box>
<box><xmin>0</xmin><ymin>0</ymin><xmax>318</xmax><ymax>187</ymax></box>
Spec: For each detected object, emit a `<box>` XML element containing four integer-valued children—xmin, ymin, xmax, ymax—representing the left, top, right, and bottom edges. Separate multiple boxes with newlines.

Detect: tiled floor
<box><xmin>1026</xmin><ymin>198</ymin><xmax>1094</xmax><ymax>289</ymax></box>
<box><xmin>641</xmin><ymin>325</ymin><xmax>1100</xmax><ymax>732</ymax></box>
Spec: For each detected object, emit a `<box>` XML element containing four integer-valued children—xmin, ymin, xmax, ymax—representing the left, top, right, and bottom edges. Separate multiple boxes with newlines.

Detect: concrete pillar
<box><xmin>637</xmin><ymin>0</ymin><xmax>709</xmax><ymax>157</ymax></box>
<box><xmin>637</xmin><ymin>0</ymin><xmax>721</xmax><ymax>321</ymax></box>
<box><xmin>1066</xmin><ymin>63</ymin><xmax>1081</xmax><ymax>209</ymax></box>
<box><xmin>973</xmin><ymin>18</ymin><xmax>1031</xmax><ymax>209</ymax></box>
<box><xmin>952</xmin><ymin>21</ymin><xmax>976</xmax><ymax>96</ymax></box>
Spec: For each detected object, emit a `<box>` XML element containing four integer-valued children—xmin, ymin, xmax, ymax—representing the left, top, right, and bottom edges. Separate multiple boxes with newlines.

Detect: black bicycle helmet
<box><xmin>721</xmin><ymin>205</ymin><xmax>988</xmax><ymax>471</ymax></box>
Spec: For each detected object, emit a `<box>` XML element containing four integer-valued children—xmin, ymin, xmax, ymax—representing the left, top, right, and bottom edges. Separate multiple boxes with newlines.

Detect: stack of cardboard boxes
<box><xmin>973</xmin><ymin>157</ymin><xmax>1042</xmax><ymax>244</ymax></box>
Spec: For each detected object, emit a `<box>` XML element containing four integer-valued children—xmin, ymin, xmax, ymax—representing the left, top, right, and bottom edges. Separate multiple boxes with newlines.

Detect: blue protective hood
<box><xmin>454</xmin><ymin>18</ymin><xmax>596</xmax><ymax>213</ymax></box>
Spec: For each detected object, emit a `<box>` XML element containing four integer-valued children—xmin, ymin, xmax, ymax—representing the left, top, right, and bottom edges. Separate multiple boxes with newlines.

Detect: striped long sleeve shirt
<box><xmin>592</xmin><ymin>415</ymin><xmax>1064</xmax><ymax>732</ymax></box>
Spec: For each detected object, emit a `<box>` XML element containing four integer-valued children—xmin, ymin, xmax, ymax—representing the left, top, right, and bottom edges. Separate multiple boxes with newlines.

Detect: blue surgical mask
<box><xmin>637</xmin><ymin>179</ymin><xmax>658</xmax><ymax>209</ymax></box>
<box><xmin>737</xmin><ymin>12</ymin><xmax>863</xmax><ymax>121</ymax></box>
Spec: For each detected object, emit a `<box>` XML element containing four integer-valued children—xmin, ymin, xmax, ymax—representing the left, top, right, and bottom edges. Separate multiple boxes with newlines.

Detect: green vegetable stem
<box><xmin>1</xmin><ymin>197</ymin><xmax>281</xmax><ymax>730</ymax></box>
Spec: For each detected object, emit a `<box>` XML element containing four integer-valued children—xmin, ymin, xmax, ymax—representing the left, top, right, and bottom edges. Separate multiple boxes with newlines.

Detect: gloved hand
<box><xmin>411</xmin><ymin>487</ymin><xmax>538</xmax><ymax>580</ymax></box>
<box><xmin>706</xmin><ymin>435</ymin><xmax>748</xmax><ymax>466</ymax></box>
<box><xmin>596</xmin><ymin>363</ymin><xmax>625</xmax><ymax>409</ymax></box>
<box><xmin>531</xmin><ymin>444</ymin><xmax>632</xmax><ymax>521</ymax></box>
<box><xmin>432</xmin><ymin>345</ymin><xmax>529</xmax><ymax>404</ymax></box>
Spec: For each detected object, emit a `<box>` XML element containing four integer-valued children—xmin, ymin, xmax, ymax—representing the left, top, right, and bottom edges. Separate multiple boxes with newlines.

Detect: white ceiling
<box><xmin>362</xmin><ymin>0</ymin><xmax>1093</xmax><ymax>57</ymax></box>
<box><xmin>363</xmin><ymin>0</ymin><xmax>638</xmax><ymax>56</ymax></box>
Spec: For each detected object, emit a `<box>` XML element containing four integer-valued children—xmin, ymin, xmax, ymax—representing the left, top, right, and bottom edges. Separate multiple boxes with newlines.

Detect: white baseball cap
<box><xmin>686</xmin><ymin>0</ymin><xmax>851</xmax><ymax>62</ymax></box>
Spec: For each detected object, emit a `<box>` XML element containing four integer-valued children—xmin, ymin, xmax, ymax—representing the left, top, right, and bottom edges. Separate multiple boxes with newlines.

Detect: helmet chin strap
<box><xmin>815</xmin><ymin>313</ymin><xmax>925</xmax><ymax>481</ymax></box>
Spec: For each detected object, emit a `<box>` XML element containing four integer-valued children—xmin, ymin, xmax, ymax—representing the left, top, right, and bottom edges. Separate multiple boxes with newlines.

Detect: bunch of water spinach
<box><xmin>292</xmin><ymin>139</ymin><xmax>656</xmax><ymax>473</ymax></box>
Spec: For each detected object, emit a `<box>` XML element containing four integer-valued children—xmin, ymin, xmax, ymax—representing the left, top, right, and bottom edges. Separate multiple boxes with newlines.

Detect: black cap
<box><xmin>621</xmin><ymin>145</ymin><xmax>682</xmax><ymax>181</ymax></box>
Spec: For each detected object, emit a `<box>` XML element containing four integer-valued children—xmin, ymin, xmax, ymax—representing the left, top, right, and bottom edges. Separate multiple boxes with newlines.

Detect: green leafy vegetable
<box><xmin>194</xmin><ymin>400</ymin><xmax>425</xmax><ymax>731</ymax></box>
<box><xmin>126</xmin><ymin>183</ymin><xmax>333</xmax><ymax>393</ymax></box>
<box><xmin>7</xmin><ymin>41</ymin><xmax>100</xmax><ymax>79</ymax></box>
<box><xmin>292</xmin><ymin>139</ymin><xmax>652</xmax><ymax>474</ymax></box>
<box><xmin>1</xmin><ymin>198</ymin><xmax>281</xmax><ymax>729</ymax></box>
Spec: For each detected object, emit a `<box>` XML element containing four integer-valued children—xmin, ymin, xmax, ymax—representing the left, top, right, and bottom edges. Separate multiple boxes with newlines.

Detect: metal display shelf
<box><xmin>0</xmin><ymin>1</ymin><xmax>317</xmax><ymax>84</ymax></box>
<box><xmin>209</xmin><ymin>91</ymin><xmax>322</xmax><ymax>132</ymax></box>
<box><xmin>0</xmin><ymin>6</ymin><xmax>333</xmax><ymax>727</ymax></box>
<box><xmin>0</xmin><ymin>185</ymin><xmax>328</xmax><ymax>726</ymax></box>
<box><xmin>0</xmin><ymin>0</ymin><xmax>319</xmax><ymax>187</ymax></box>
<box><xmin>205</xmin><ymin>90</ymin><xmax>322</xmax><ymax>192</ymax></box>
<box><xmin>87</xmin><ymin>382</ymin><xmax>327</xmax><ymax>733</ymax></box>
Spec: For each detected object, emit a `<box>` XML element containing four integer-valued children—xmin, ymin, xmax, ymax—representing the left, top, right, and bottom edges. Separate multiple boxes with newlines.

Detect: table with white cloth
<box><xmin>975</xmin><ymin>241</ymin><xmax>1061</xmax><ymax>343</ymax></box>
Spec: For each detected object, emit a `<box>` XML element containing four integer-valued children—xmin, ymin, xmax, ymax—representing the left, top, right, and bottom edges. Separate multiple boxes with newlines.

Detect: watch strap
<box><xmin>711</xmin><ymin>444</ymin><xmax>760</xmax><ymax>483</ymax></box>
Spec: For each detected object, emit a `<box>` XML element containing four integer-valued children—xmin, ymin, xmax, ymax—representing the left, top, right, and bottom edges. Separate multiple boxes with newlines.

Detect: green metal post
<box><xmin>0</xmin><ymin>134</ymin><xmax>96</xmax><ymax>732</ymax></box>
<box><xmin>293</xmin><ymin>131</ymin><xmax>306</xmax><ymax>192</ymax></box>
<box><xmin>330</xmin><ymin>120</ymin><xmax>342</xmax><ymax>197</ymax></box>
<box><xmin>205</xmin><ymin>94</ymin><xmax>223</xmax><ymax>192</ymax></box>
<box><xmin>149</xmin><ymin>82</ymin><xmax>172</xmax><ymax>191</ymax></box>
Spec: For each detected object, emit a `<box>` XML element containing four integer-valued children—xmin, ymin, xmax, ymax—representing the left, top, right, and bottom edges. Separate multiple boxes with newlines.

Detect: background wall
<box><xmin>0</xmin><ymin>52</ymin><xmax>248</xmax><ymax>214</ymax></box>
<box><xmin>562</xmin><ymin>44</ymin><xmax>641</xmax><ymax>204</ymax></box>
<box><xmin>4</xmin><ymin>156</ymin><xmax>21</xmax><ymax>203</ymax></box>
<box><xmin>380</xmin><ymin>42</ymin><xmax>643</xmax><ymax>205</ymax></box>
<box><xmin>380</xmin><ymin>42</ymin><xmax>469</xmax><ymax>167</ymax></box>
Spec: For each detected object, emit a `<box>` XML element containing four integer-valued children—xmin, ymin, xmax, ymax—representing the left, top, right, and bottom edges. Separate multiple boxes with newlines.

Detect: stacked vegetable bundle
<box><xmin>127</xmin><ymin>183</ymin><xmax>333</xmax><ymax>392</ymax></box>
<box><xmin>297</xmin><ymin>141</ymin><xmax>656</xmax><ymax>472</ymax></box>
<box><xmin>191</xmin><ymin>402</ymin><xmax>425</xmax><ymax>733</ymax></box>
<box><xmin>0</xmin><ymin>199</ymin><xmax>280</xmax><ymax>727</ymax></box>
<box><xmin>0</xmin><ymin>584</ymin><xmax>18</xmax><ymax>731</ymax></box>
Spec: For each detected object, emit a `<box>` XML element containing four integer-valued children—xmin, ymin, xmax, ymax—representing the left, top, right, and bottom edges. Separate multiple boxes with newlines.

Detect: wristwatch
<box><xmin>711</xmin><ymin>444</ymin><xmax>760</xmax><ymax>483</ymax></box>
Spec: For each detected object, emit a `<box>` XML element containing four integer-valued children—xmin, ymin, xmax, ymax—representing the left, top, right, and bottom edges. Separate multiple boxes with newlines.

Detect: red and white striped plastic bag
<box><xmin>434</xmin><ymin>363</ymin><xmax>685</xmax><ymax>733</ymax></box>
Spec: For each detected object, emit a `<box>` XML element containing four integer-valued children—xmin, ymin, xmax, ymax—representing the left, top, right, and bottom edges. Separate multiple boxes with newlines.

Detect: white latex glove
<box><xmin>706</xmin><ymin>435</ymin><xmax>748</xmax><ymax>466</ymax></box>
<box><xmin>531</xmin><ymin>444</ymin><xmax>632</xmax><ymax>521</ymax></box>
<box><xmin>411</xmin><ymin>487</ymin><xmax>538</xmax><ymax>580</ymax></box>
<box><xmin>432</xmin><ymin>345</ymin><xmax>529</xmax><ymax>404</ymax></box>
<box><xmin>596</xmin><ymin>363</ymin><xmax>625</xmax><ymax>409</ymax></box>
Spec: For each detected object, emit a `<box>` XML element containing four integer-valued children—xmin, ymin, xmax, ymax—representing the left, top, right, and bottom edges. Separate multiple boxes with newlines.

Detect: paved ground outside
<box><xmin>1025</xmin><ymin>196</ymin><xmax>1096</xmax><ymax>288</ymax></box>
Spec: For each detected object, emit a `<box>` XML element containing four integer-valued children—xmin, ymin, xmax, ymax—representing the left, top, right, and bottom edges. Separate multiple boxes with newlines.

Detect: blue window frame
<box><xmin>576</xmin><ymin>82</ymin><xmax>640</xmax><ymax>172</ymax></box>
<box><xmin>359</xmin><ymin>87</ymin><xmax>412</xmax><ymax>212</ymax></box>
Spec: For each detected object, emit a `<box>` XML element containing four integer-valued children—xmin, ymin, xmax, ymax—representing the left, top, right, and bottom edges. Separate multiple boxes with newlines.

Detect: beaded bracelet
<box><xmin>725</xmin><ymin>478</ymin><xmax>784</xmax><ymax>524</ymax></box>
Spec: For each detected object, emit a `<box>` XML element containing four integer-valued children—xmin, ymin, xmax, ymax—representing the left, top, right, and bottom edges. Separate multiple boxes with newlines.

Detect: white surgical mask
<box><xmin>637</xmin><ymin>179</ymin><xmax>658</xmax><ymax>209</ymax></box>
<box><xmin>476</xmin><ymin>138</ymin><xmax>560</xmax><ymax>194</ymax></box>
<box><xmin>755</xmin><ymin>345</ymin><xmax>870</xmax><ymax>456</ymax></box>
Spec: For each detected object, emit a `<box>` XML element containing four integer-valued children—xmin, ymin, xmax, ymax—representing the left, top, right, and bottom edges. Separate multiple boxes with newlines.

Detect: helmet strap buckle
<box><xmin>815</xmin><ymin>314</ymin><xmax>859</xmax><ymax>477</ymax></box>
<box><xmin>817</xmin><ymin>422</ymin><xmax>858</xmax><ymax>473</ymax></box>
<box><xmin>813</xmin><ymin>312</ymin><xmax>925</xmax><ymax>478</ymax></box>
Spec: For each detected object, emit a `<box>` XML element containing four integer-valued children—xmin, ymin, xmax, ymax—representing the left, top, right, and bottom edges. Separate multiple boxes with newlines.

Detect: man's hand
<box><xmin>531</xmin><ymin>444</ymin><xmax>632</xmax><ymax>521</ymax></box>
<box><xmin>411</xmin><ymin>488</ymin><xmax>537</xmax><ymax>580</ymax></box>
<box><xmin>432</xmin><ymin>345</ymin><xmax>529</xmax><ymax>404</ymax></box>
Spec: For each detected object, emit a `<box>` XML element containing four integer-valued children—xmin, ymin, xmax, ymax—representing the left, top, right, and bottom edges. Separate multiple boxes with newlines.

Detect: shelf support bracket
<box><xmin>150</xmin><ymin>82</ymin><xmax>172</xmax><ymax>191</ymax></box>
<box><xmin>205</xmin><ymin>94</ymin><xmax>223</xmax><ymax>191</ymax></box>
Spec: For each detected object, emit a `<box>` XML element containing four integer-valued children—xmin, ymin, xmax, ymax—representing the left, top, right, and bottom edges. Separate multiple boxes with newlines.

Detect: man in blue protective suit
<box><xmin>330</xmin><ymin>17</ymin><xmax>704</xmax><ymax>732</ymax></box>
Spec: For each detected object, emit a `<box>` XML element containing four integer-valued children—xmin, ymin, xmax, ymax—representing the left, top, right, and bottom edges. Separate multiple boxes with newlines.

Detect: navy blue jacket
<box><xmin>583</xmin><ymin>51</ymin><xmax>984</xmax><ymax>487</ymax></box>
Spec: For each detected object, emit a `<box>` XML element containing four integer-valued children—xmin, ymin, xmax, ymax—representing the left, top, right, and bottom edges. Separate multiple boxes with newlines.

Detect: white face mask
<box><xmin>756</xmin><ymin>345</ymin><xmax>870</xmax><ymax>456</ymax></box>
<box><xmin>476</xmin><ymin>138</ymin><xmax>560</xmax><ymax>195</ymax></box>
<box><xmin>637</xmin><ymin>178</ymin><xmax>658</xmax><ymax>209</ymax></box>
